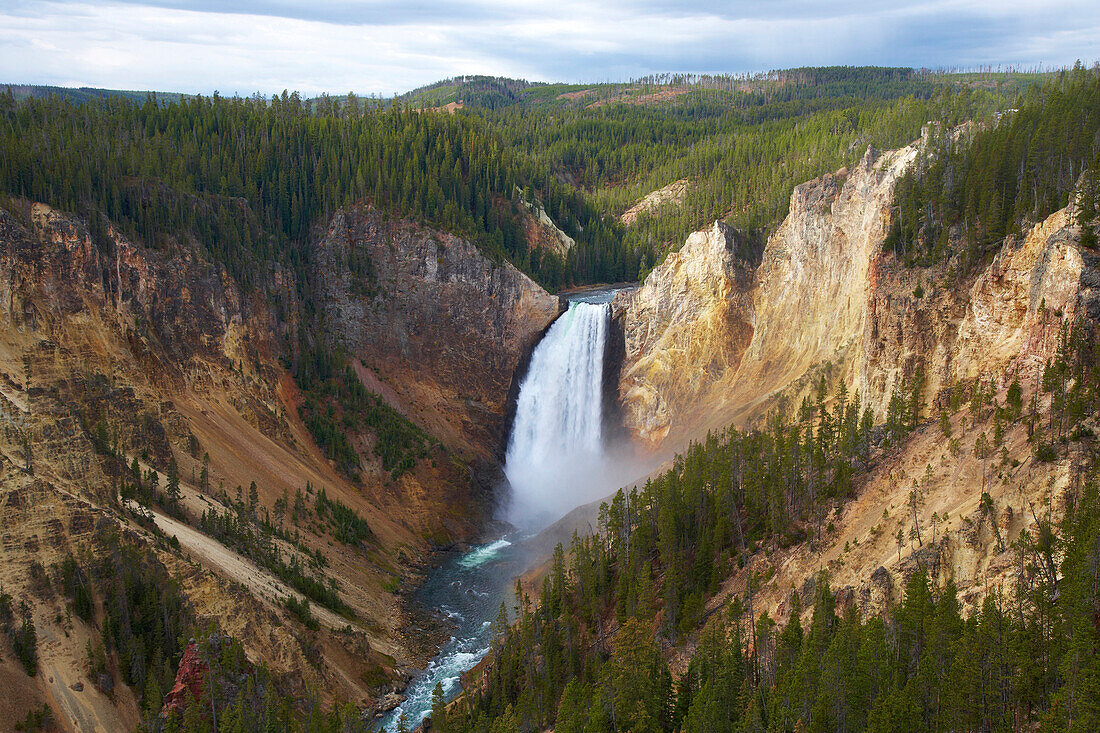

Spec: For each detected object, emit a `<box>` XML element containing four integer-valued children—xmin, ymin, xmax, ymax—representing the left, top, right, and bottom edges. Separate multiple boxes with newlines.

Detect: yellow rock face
<box><xmin>614</xmin><ymin>220</ymin><xmax>754</xmax><ymax>445</ymax></box>
<box><xmin>617</xmin><ymin>139</ymin><xmax>1095</xmax><ymax>450</ymax></box>
<box><xmin>617</xmin><ymin>144</ymin><xmax>920</xmax><ymax>448</ymax></box>
<box><xmin>953</xmin><ymin>208</ymin><xmax>1083</xmax><ymax>381</ymax></box>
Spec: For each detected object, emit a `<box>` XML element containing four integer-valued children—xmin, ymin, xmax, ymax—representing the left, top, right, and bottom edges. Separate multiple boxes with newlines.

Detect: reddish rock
<box><xmin>161</xmin><ymin>641</ymin><xmax>207</xmax><ymax>717</ymax></box>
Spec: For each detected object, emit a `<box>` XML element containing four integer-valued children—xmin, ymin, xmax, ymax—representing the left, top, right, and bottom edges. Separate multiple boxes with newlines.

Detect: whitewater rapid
<box><xmin>502</xmin><ymin>300</ymin><xmax>610</xmax><ymax>527</ymax></box>
<box><xmin>375</xmin><ymin>537</ymin><xmax>525</xmax><ymax>731</ymax></box>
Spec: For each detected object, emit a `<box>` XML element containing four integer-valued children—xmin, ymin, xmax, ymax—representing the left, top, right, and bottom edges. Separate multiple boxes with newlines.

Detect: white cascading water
<box><xmin>503</xmin><ymin>300</ymin><xmax>611</xmax><ymax>527</ymax></box>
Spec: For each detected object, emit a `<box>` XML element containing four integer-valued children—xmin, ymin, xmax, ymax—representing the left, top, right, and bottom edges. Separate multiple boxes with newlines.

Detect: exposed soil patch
<box><xmin>586</xmin><ymin>87</ymin><xmax>693</xmax><ymax>109</ymax></box>
<box><xmin>620</xmin><ymin>179</ymin><xmax>690</xmax><ymax>225</ymax></box>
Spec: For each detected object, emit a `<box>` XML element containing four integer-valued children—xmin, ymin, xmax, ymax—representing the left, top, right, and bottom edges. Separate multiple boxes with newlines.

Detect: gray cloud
<box><xmin>2</xmin><ymin>0</ymin><xmax>1098</xmax><ymax>96</ymax></box>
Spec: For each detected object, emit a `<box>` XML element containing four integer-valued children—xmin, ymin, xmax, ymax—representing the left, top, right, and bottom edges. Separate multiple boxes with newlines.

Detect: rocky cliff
<box><xmin>735</xmin><ymin>144</ymin><xmax>919</xmax><ymax>416</ymax></box>
<box><xmin>615</xmin><ymin>143</ymin><xmax>920</xmax><ymax>445</ymax></box>
<box><xmin>0</xmin><ymin>198</ymin><xmax>564</xmax><ymax>728</ymax></box>
<box><xmin>313</xmin><ymin>204</ymin><xmax>562</xmax><ymax>462</ymax></box>
<box><xmin>0</xmin><ymin>201</ymin><xmax>395</xmax><ymax>724</ymax></box>
<box><xmin>1</xmin><ymin>201</ymin><xmax>289</xmax><ymax>486</ymax></box>
<box><xmin>613</xmin><ymin>221</ymin><xmax>753</xmax><ymax>444</ymax></box>
<box><xmin>616</xmin><ymin>139</ymin><xmax>1099</xmax><ymax>444</ymax></box>
<box><xmin>858</xmin><ymin>205</ymin><xmax>1099</xmax><ymax>422</ymax></box>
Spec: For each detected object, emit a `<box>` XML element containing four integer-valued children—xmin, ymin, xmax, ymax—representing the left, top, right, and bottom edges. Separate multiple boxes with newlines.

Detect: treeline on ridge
<box><xmin>0</xmin><ymin>88</ymin><xmax>635</xmax><ymax>291</ymax></box>
<box><xmin>887</xmin><ymin>63</ymin><xmax>1100</xmax><ymax>272</ymax></box>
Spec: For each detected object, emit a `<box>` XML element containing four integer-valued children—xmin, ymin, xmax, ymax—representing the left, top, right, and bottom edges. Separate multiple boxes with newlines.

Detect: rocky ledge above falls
<box><xmin>313</xmin><ymin>204</ymin><xmax>563</xmax><ymax>462</ymax></box>
<box><xmin>612</xmin><ymin>220</ymin><xmax>755</xmax><ymax>446</ymax></box>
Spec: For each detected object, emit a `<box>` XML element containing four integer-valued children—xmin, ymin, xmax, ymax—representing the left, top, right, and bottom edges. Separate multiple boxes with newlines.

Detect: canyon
<box><xmin>0</xmin><ymin>198</ymin><xmax>561</xmax><ymax>727</ymax></box>
<box><xmin>1</xmin><ymin>130</ymin><xmax>1097</xmax><ymax>729</ymax></box>
<box><xmin>606</xmin><ymin>135</ymin><xmax>1098</xmax><ymax>631</ymax></box>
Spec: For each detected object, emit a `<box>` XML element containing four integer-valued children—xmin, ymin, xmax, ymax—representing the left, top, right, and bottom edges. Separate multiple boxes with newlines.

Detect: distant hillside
<box><xmin>3</xmin><ymin>83</ymin><xmax>188</xmax><ymax>104</ymax></box>
<box><xmin>395</xmin><ymin>67</ymin><xmax>1048</xmax><ymax>114</ymax></box>
<box><xmin>396</xmin><ymin>75</ymin><xmax>544</xmax><ymax>110</ymax></box>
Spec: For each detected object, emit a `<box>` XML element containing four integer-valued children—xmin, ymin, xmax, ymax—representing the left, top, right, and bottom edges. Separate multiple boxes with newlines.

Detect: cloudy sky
<box><xmin>3</xmin><ymin>1</ymin><xmax>1099</xmax><ymax>96</ymax></box>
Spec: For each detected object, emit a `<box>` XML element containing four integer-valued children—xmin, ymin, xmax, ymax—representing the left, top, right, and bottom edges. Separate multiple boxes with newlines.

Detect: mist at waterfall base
<box><xmin>502</xmin><ymin>295</ymin><xmax>651</xmax><ymax>530</ymax></box>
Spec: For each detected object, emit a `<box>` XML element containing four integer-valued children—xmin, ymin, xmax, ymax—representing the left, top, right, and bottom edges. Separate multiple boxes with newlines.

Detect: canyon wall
<box><xmin>615</xmin><ymin>143</ymin><xmax>920</xmax><ymax>445</ymax></box>
<box><xmin>0</xmin><ymin>199</ymin><xmax>565</xmax><ymax>726</ymax></box>
<box><xmin>609</xmin><ymin>138</ymin><xmax>1099</xmax><ymax>634</ymax></box>
<box><xmin>616</xmin><ymin>141</ymin><xmax>1099</xmax><ymax>445</ymax></box>
<box><xmin>312</xmin><ymin>204</ymin><xmax>563</xmax><ymax>462</ymax></box>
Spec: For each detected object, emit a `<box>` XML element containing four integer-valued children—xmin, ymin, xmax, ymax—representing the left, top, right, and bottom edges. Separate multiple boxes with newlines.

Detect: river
<box><xmin>375</xmin><ymin>535</ymin><xmax>533</xmax><ymax>731</ymax></box>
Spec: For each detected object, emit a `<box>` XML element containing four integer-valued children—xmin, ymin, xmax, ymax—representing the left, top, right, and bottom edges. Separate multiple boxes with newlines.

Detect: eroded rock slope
<box><xmin>313</xmin><ymin>204</ymin><xmax>562</xmax><ymax>462</ymax></box>
<box><xmin>616</xmin><ymin>139</ymin><xmax>1098</xmax><ymax>444</ymax></box>
<box><xmin>0</xmin><ymin>198</ymin><xmax>563</xmax><ymax>727</ymax></box>
<box><xmin>611</xmin><ymin>138</ymin><xmax>1099</xmax><ymax>632</ymax></box>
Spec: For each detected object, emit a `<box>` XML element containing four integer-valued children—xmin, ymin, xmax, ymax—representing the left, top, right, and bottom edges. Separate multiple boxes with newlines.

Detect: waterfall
<box><xmin>503</xmin><ymin>300</ymin><xmax>612</xmax><ymax>527</ymax></box>
<box><xmin>377</xmin><ymin>294</ymin><xmax>645</xmax><ymax>730</ymax></box>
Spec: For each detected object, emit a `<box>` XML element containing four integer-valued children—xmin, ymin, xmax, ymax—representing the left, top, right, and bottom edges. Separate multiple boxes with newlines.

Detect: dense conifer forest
<box><xmin>485</xmin><ymin>73</ymin><xmax>1007</xmax><ymax>261</ymax></box>
<box><xmin>0</xmin><ymin>85</ymin><xmax>636</xmax><ymax>290</ymax></box>
<box><xmin>887</xmin><ymin>64</ymin><xmax>1100</xmax><ymax>271</ymax></box>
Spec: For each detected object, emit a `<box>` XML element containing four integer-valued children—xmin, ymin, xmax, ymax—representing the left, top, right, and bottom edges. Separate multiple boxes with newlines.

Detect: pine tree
<box><xmin>166</xmin><ymin>457</ymin><xmax>181</xmax><ymax>506</ymax></box>
<box><xmin>605</xmin><ymin>618</ymin><xmax>665</xmax><ymax>733</ymax></box>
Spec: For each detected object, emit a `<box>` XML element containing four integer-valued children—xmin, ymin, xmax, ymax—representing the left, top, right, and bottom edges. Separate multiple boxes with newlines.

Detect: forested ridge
<box><xmin>0</xmin><ymin>65</ymin><xmax>1050</xmax><ymax>297</ymax></box>
<box><xmin>400</xmin><ymin>67</ymin><xmax>1030</xmax><ymax>270</ymax></box>
<box><xmin>887</xmin><ymin>63</ymin><xmax>1100</xmax><ymax>272</ymax></box>
<box><xmin>0</xmin><ymin>88</ymin><xmax>631</xmax><ymax>290</ymax></box>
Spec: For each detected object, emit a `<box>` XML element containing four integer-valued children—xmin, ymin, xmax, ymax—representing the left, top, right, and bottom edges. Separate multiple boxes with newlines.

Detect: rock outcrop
<box><xmin>859</xmin><ymin>205</ymin><xmax>1098</xmax><ymax>419</ymax></box>
<box><xmin>613</xmin><ymin>221</ymin><xmax>753</xmax><ymax>444</ymax></box>
<box><xmin>615</xmin><ymin>143</ymin><xmax>919</xmax><ymax>445</ymax></box>
<box><xmin>520</xmin><ymin>199</ymin><xmax>575</xmax><ymax>257</ymax></box>
<box><xmin>313</xmin><ymin>204</ymin><xmax>562</xmax><ymax>461</ymax></box>
<box><xmin>953</xmin><ymin>208</ymin><xmax>1092</xmax><ymax>380</ymax></box>
<box><xmin>161</xmin><ymin>641</ymin><xmax>207</xmax><ymax>717</ymax></box>
<box><xmin>620</xmin><ymin>179</ymin><xmax>690</xmax><ymax>226</ymax></box>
